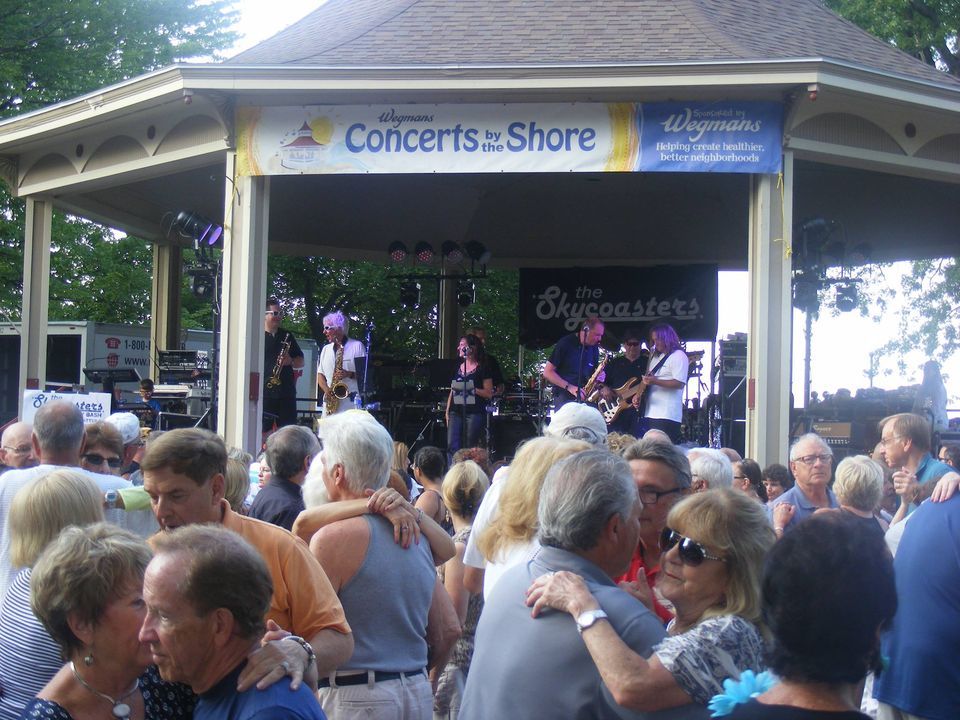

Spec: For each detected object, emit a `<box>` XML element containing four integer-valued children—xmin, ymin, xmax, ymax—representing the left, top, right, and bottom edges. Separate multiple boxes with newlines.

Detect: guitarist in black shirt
<box><xmin>597</xmin><ymin>328</ymin><xmax>648</xmax><ymax>436</ymax></box>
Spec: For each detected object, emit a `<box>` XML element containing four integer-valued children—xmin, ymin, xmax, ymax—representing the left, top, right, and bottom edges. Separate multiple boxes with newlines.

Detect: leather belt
<box><xmin>318</xmin><ymin>669</ymin><xmax>425</xmax><ymax>689</ymax></box>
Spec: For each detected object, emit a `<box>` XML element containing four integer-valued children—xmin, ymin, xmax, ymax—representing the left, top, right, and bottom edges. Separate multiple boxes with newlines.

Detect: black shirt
<box><xmin>248</xmin><ymin>475</ymin><xmax>305</xmax><ymax>531</ymax></box>
<box><xmin>264</xmin><ymin>329</ymin><xmax>304</xmax><ymax>399</ymax></box>
<box><xmin>548</xmin><ymin>333</ymin><xmax>600</xmax><ymax>405</ymax></box>
<box><xmin>603</xmin><ymin>354</ymin><xmax>648</xmax><ymax>390</ymax></box>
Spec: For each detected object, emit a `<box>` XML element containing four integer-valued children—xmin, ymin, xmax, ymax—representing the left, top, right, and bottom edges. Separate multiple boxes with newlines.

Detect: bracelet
<box><xmin>282</xmin><ymin>635</ymin><xmax>316</xmax><ymax>669</ymax></box>
<box><xmin>774</xmin><ymin>526</ymin><xmax>784</xmax><ymax>534</ymax></box>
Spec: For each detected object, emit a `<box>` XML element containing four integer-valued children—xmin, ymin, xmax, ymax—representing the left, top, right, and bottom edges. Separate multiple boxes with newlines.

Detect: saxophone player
<box><xmin>317</xmin><ymin>311</ymin><xmax>366</xmax><ymax>417</ymax></box>
<box><xmin>542</xmin><ymin>316</ymin><xmax>605</xmax><ymax>409</ymax></box>
<box><xmin>263</xmin><ymin>298</ymin><xmax>305</xmax><ymax>433</ymax></box>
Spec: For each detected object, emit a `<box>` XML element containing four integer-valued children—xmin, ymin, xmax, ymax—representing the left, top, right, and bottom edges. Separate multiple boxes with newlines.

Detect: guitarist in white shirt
<box><xmin>634</xmin><ymin>322</ymin><xmax>688</xmax><ymax>444</ymax></box>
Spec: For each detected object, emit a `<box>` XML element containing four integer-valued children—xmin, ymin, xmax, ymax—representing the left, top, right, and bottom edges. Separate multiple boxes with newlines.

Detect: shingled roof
<box><xmin>227</xmin><ymin>0</ymin><xmax>959</xmax><ymax>88</ymax></box>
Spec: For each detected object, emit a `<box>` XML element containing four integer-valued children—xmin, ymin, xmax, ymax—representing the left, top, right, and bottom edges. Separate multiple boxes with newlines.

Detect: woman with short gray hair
<box><xmin>819</xmin><ymin>455</ymin><xmax>888</xmax><ymax>541</ymax></box>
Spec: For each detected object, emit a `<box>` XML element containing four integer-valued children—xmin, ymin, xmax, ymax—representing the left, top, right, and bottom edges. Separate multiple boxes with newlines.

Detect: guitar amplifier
<box><xmin>811</xmin><ymin>421</ymin><xmax>853</xmax><ymax>447</ymax></box>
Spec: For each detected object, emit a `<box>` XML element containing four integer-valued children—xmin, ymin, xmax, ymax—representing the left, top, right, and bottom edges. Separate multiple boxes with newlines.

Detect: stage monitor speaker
<box><xmin>718</xmin><ymin>372</ymin><xmax>746</xmax><ymax>456</ymax></box>
<box><xmin>157</xmin><ymin>412</ymin><xmax>202</xmax><ymax>431</ymax></box>
<box><xmin>492</xmin><ymin>415</ymin><xmax>539</xmax><ymax>462</ymax></box>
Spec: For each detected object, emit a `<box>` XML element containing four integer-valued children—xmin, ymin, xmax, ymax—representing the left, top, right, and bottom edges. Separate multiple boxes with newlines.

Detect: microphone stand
<box><xmin>359</xmin><ymin>321</ymin><xmax>374</xmax><ymax>409</ymax></box>
<box><xmin>576</xmin><ymin>326</ymin><xmax>587</xmax><ymax>404</ymax></box>
<box><xmin>459</xmin><ymin>347</ymin><xmax>469</xmax><ymax>453</ymax></box>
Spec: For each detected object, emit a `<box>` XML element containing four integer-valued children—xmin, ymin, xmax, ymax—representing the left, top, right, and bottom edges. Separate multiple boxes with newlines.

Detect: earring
<box><xmin>83</xmin><ymin>652</ymin><xmax>94</xmax><ymax>666</ymax></box>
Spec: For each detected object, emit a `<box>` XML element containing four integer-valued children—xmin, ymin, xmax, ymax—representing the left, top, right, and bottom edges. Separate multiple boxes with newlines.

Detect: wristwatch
<box><xmin>575</xmin><ymin>609</ymin><xmax>609</xmax><ymax>634</ymax></box>
<box><xmin>104</xmin><ymin>490</ymin><xmax>120</xmax><ymax>509</ymax></box>
<box><xmin>282</xmin><ymin>635</ymin><xmax>317</xmax><ymax>668</ymax></box>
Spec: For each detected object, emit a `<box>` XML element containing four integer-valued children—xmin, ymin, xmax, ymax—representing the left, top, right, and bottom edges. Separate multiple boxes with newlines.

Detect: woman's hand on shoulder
<box><xmin>368</xmin><ymin>487</ymin><xmax>421</xmax><ymax>547</ymax></box>
<box><xmin>525</xmin><ymin>570</ymin><xmax>599</xmax><ymax>618</ymax></box>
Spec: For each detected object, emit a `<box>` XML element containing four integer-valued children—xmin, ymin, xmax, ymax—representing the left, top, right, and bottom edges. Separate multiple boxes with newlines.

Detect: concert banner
<box><xmin>236</xmin><ymin>102</ymin><xmax>782</xmax><ymax>176</ymax></box>
<box><xmin>519</xmin><ymin>265</ymin><xmax>719</xmax><ymax>349</ymax></box>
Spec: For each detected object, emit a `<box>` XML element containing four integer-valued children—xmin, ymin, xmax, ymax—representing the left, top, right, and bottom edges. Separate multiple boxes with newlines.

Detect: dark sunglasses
<box><xmin>83</xmin><ymin>453</ymin><xmax>123</xmax><ymax>469</ymax></box>
<box><xmin>660</xmin><ymin>527</ymin><xmax>726</xmax><ymax>566</ymax></box>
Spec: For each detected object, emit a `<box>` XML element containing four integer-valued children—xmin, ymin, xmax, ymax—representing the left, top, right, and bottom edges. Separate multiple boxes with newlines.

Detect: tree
<box><xmin>824</xmin><ymin>0</ymin><xmax>960</xmax><ymax>76</ymax></box>
<box><xmin>0</xmin><ymin>0</ymin><xmax>238</xmax><ymax>326</ymax></box>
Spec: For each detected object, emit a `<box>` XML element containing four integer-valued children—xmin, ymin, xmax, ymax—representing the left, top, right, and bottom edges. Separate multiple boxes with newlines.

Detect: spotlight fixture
<box><xmin>174</xmin><ymin>211</ymin><xmax>222</xmax><ymax>246</ymax></box>
<box><xmin>414</xmin><ymin>242</ymin><xmax>435</xmax><ymax>264</ymax></box>
<box><xmin>388</xmin><ymin>241</ymin><xmax>408</xmax><ymax>263</ymax></box>
<box><xmin>456</xmin><ymin>279</ymin><xmax>475</xmax><ymax>307</ymax></box>
<box><xmin>399</xmin><ymin>281</ymin><xmax>421</xmax><ymax>307</ymax></box>
<box><xmin>835</xmin><ymin>282</ymin><xmax>858</xmax><ymax>313</ymax></box>
<box><xmin>792</xmin><ymin>275</ymin><xmax>820</xmax><ymax>313</ymax></box>
<box><xmin>187</xmin><ymin>267</ymin><xmax>215</xmax><ymax>300</ymax></box>
<box><xmin>441</xmin><ymin>241</ymin><xmax>464</xmax><ymax>263</ymax></box>
<box><xmin>464</xmin><ymin>241</ymin><xmax>491</xmax><ymax>265</ymax></box>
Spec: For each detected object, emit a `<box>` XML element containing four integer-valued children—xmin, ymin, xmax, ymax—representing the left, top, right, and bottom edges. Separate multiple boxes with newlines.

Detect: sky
<box><xmin>227</xmin><ymin>2</ymin><xmax>958</xmax><ymax>417</ymax></box>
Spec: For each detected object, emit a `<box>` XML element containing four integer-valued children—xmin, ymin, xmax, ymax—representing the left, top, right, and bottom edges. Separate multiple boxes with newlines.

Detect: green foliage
<box><xmin>824</xmin><ymin>0</ymin><xmax>960</xmax><ymax>75</ymax></box>
<box><xmin>881</xmin><ymin>258</ymin><xmax>960</xmax><ymax>365</ymax></box>
<box><xmin>267</xmin><ymin>255</ymin><xmax>529</xmax><ymax>377</ymax></box>
<box><xmin>0</xmin><ymin>0</ymin><xmax>238</xmax><ymax>113</ymax></box>
<box><xmin>0</xmin><ymin>0</ymin><xmax>238</xmax><ymax>326</ymax></box>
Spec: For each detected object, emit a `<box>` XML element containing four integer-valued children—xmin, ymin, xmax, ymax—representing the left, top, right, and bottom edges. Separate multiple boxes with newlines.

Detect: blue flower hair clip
<box><xmin>707</xmin><ymin>669</ymin><xmax>777</xmax><ymax>717</ymax></box>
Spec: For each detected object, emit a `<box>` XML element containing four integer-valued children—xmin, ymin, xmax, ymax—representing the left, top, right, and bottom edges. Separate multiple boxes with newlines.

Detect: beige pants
<box><xmin>877</xmin><ymin>702</ymin><xmax>931</xmax><ymax>720</ymax></box>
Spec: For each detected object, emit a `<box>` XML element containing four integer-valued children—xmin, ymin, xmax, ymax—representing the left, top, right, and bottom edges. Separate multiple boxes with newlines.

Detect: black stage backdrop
<box><xmin>519</xmin><ymin>265</ymin><xmax>719</xmax><ymax>350</ymax></box>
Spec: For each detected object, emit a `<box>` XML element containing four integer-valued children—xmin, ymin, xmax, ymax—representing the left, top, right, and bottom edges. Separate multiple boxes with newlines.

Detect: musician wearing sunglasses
<box><xmin>317</xmin><ymin>311</ymin><xmax>366</xmax><ymax>418</ymax></box>
<box><xmin>526</xmin><ymin>489</ymin><xmax>773</xmax><ymax>715</ymax></box>
<box><xmin>263</xmin><ymin>298</ymin><xmax>305</xmax><ymax>433</ymax></box>
<box><xmin>770</xmin><ymin>433</ymin><xmax>839</xmax><ymax>536</ymax></box>
<box><xmin>79</xmin><ymin>422</ymin><xmax>125</xmax><ymax>477</ymax></box>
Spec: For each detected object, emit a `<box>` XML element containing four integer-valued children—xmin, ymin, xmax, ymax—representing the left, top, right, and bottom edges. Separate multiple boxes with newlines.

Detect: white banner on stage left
<box><xmin>236</xmin><ymin>103</ymin><xmax>638</xmax><ymax>176</ymax></box>
<box><xmin>21</xmin><ymin>390</ymin><xmax>112</xmax><ymax>424</ymax></box>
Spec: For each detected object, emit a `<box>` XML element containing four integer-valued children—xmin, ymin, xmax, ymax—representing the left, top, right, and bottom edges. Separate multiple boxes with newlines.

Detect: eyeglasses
<box><xmin>1</xmin><ymin>444</ymin><xmax>32</xmax><ymax>456</ymax></box>
<box><xmin>265</xmin><ymin>310</ymin><xmax>281</xmax><ymax>317</ymax></box>
<box><xmin>323</xmin><ymin>325</ymin><xmax>338</xmax><ymax>331</ymax></box>
<box><xmin>793</xmin><ymin>453</ymin><xmax>833</xmax><ymax>466</ymax></box>
<box><xmin>637</xmin><ymin>486</ymin><xmax>682</xmax><ymax>505</ymax></box>
<box><xmin>879</xmin><ymin>435</ymin><xmax>903</xmax><ymax>447</ymax></box>
<box><xmin>733</xmin><ymin>474</ymin><xmax>747</xmax><ymax>481</ymax></box>
<box><xmin>660</xmin><ymin>527</ymin><xmax>726</xmax><ymax>566</ymax></box>
<box><xmin>83</xmin><ymin>453</ymin><xmax>123</xmax><ymax>469</ymax></box>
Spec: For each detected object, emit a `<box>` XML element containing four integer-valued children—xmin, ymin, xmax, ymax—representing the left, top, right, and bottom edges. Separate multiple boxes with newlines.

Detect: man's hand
<box><xmin>239</xmin><ymin>620</ymin><xmax>311</xmax><ymax>692</ymax></box>
<box><xmin>893</xmin><ymin>468</ymin><xmax>919</xmax><ymax>503</ymax></box>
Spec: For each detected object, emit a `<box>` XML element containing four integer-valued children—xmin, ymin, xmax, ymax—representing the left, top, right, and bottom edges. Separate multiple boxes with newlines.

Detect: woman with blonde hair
<box><xmin>224</xmin><ymin>457</ymin><xmax>253</xmax><ymax>514</ymax></box>
<box><xmin>819</xmin><ymin>454</ymin><xmax>888</xmax><ymax>540</ymax></box>
<box><xmin>434</xmin><ymin>460</ymin><xmax>489</xmax><ymax>719</ymax></box>
<box><xmin>0</xmin><ymin>470</ymin><xmax>104</xmax><ymax>720</ymax></box>
<box><xmin>473</xmin><ymin>436</ymin><xmax>590</xmax><ymax>600</ymax></box>
<box><xmin>527</xmin><ymin>489</ymin><xmax>774</xmax><ymax>713</ymax></box>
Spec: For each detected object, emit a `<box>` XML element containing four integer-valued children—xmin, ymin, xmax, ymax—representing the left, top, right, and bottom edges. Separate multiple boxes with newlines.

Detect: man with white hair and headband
<box><xmin>317</xmin><ymin>310</ymin><xmax>366</xmax><ymax>417</ymax></box>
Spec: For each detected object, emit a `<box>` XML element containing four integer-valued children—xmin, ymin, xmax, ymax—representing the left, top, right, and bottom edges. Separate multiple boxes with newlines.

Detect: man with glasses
<box><xmin>597</xmin><ymin>328</ymin><xmax>648</xmax><ymax>436</ymax></box>
<box><xmin>264</xmin><ymin>298</ymin><xmax>305</xmax><ymax>433</ymax></box>
<box><xmin>542</xmin><ymin>315</ymin><xmax>605</xmax><ymax>409</ymax></box>
<box><xmin>0</xmin><ymin>422</ymin><xmax>37</xmax><ymax>473</ymax></box>
<box><xmin>317</xmin><ymin>310</ymin><xmax>365</xmax><ymax>418</ymax></box>
<box><xmin>770</xmin><ymin>432</ymin><xmax>839</xmax><ymax>535</ymax></box>
<box><xmin>879</xmin><ymin>412</ymin><xmax>957</xmax><ymax>520</ymax></box>
<box><xmin>620</xmin><ymin>438</ymin><xmax>692</xmax><ymax>622</ymax></box>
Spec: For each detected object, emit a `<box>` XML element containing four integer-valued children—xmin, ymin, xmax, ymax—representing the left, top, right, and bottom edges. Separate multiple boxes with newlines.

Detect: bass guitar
<box><xmin>597</xmin><ymin>377</ymin><xmax>645</xmax><ymax>427</ymax></box>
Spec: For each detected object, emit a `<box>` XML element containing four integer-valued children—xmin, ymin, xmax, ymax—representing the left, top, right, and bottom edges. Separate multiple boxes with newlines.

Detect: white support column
<box><xmin>218</xmin><ymin>153</ymin><xmax>269</xmax><ymax>453</ymax></box>
<box><xmin>745</xmin><ymin>152</ymin><xmax>794</xmax><ymax>466</ymax></box>
<box><xmin>19</xmin><ymin>197</ymin><xmax>52</xmax><ymax>394</ymax></box>
<box><xmin>150</xmin><ymin>242</ymin><xmax>182</xmax><ymax>378</ymax></box>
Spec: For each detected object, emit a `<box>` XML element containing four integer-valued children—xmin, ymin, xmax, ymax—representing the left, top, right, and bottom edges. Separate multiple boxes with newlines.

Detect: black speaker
<box><xmin>492</xmin><ymin>415</ymin><xmax>540</xmax><ymax>462</ymax></box>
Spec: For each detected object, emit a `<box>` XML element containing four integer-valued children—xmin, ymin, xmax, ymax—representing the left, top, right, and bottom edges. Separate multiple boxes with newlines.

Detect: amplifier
<box><xmin>811</xmin><ymin>421</ymin><xmax>853</xmax><ymax>446</ymax></box>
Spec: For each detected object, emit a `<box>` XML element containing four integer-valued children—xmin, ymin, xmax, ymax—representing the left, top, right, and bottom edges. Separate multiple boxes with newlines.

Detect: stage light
<box><xmin>835</xmin><ymin>282</ymin><xmax>858</xmax><ymax>313</ymax></box>
<box><xmin>792</xmin><ymin>275</ymin><xmax>820</xmax><ymax>313</ymax></box>
<box><xmin>399</xmin><ymin>281</ymin><xmax>421</xmax><ymax>307</ymax></box>
<box><xmin>414</xmin><ymin>242</ymin><xmax>435</xmax><ymax>264</ymax></box>
<box><xmin>456</xmin><ymin>279</ymin><xmax>475</xmax><ymax>307</ymax></box>
<box><xmin>464</xmin><ymin>241</ymin><xmax>491</xmax><ymax>265</ymax></box>
<box><xmin>441</xmin><ymin>241</ymin><xmax>464</xmax><ymax>263</ymax></box>
<box><xmin>187</xmin><ymin>267</ymin><xmax>215</xmax><ymax>299</ymax></box>
<box><xmin>174</xmin><ymin>211</ymin><xmax>222</xmax><ymax>246</ymax></box>
<box><xmin>388</xmin><ymin>241</ymin><xmax>408</xmax><ymax>263</ymax></box>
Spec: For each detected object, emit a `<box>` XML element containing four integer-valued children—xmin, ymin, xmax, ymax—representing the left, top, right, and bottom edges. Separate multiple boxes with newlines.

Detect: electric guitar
<box><xmin>597</xmin><ymin>377</ymin><xmax>645</xmax><ymax>427</ymax></box>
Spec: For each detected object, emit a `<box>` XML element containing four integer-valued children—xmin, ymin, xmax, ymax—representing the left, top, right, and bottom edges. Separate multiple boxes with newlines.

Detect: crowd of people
<box><xmin>1</xmin><ymin>313</ymin><xmax>958</xmax><ymax>720</ymax></box>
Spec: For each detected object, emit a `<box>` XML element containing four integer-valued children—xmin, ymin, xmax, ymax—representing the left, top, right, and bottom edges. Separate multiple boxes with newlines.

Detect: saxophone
<box><xmin>266</xmin><ymin>333</ymin><xmax>291</xmax><ymax>389</ymax></box>
<box><xmin>325</xmin><ymin>341</ymin><xmax>349</xmax><ymax>415</ymax></box>
<box><xmin>582</xmin><ymin>349</ymin><xmax>610</xmax><ymax>400</ymax></box>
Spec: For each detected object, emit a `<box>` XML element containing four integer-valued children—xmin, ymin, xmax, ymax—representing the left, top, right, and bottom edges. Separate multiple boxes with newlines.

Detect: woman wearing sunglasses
<box><xmin>526</xmin><ymin>489</ymin><xmax>774</xmax><ymax>714</ymax></box>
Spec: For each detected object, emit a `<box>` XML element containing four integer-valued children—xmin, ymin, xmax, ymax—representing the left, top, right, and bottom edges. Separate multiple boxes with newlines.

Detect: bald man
<box><xmin>0</xmin><ymin>422</ymin><xmax>37</xmax><ymax>473</ymax></box>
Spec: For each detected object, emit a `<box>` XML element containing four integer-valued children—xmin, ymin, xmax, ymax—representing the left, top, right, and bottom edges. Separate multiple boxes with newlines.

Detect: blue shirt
<box><xmin>195</xmin><ymin>661</ymin><xmax>325</xmax><ymax>720</ymax></box>
<box><xmin>770</xmin><ymin>484</ymin><xmax>839</xmax><ymax>533</ymax></box>
<box><xmin>874</xmin><ymin>496</ymin><xmax>960</xmax><ymax>720</ymax></box>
